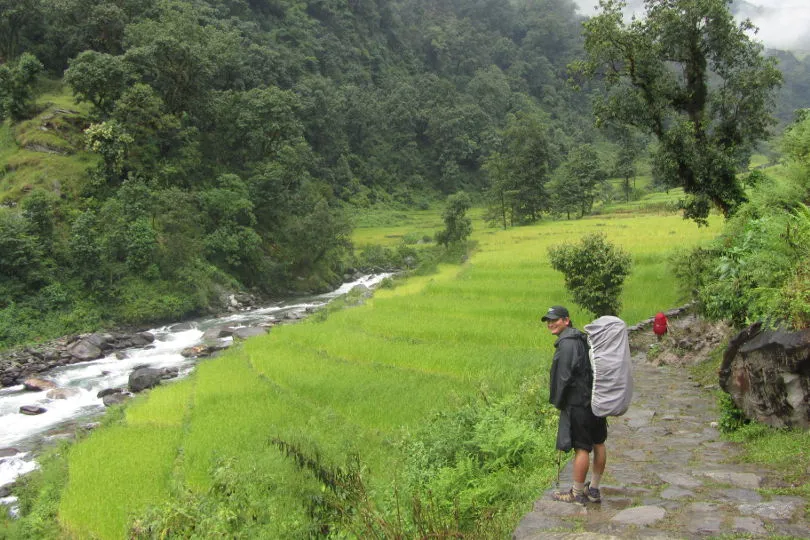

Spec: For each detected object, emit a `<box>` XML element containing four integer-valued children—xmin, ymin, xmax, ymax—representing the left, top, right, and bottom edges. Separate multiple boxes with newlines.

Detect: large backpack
<box><xmin>583</xmin><ymin>315</ymin><xmax>633</xmax><ymax>417</ymax></box>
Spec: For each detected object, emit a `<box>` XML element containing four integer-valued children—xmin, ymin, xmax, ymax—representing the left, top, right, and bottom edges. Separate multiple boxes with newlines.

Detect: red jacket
<box><xmin>653</xmin><ymin>312</ymin><xmax>668</xmax><ymax>336</ymax></box>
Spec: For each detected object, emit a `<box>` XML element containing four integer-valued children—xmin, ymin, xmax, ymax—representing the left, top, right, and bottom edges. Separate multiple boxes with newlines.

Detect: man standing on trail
<box><xmin>543</xmin><ymin>305</ymin><xmax>607</xmax><ymax>504</ymax></box>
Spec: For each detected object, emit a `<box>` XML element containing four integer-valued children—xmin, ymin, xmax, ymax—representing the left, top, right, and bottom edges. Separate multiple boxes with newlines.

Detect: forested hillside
<box><xmin>1</xmin><ymin>0</ymin><xmax>807</xmax><ymax>347</ymax></box>
<box><xmin>0</xmin><ymin>0</ymin><xmax>593</xmax><ymax>347</ymax></box>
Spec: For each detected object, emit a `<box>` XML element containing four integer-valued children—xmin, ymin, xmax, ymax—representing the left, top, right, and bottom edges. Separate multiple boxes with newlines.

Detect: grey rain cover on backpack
<box><xmin>584</xmin><ymin>315</ymin><xmax>633</xmax><ymax>417</ymax></box>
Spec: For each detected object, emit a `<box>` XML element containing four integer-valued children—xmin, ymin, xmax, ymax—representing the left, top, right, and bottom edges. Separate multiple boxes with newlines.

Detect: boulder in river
<box><xmin>202</xmin><ymin>326</ymin><xmax>237</xmax><ymax>340</ymax></box>
<box><xmin>720</xmin><ymin>322</ymin><xmax>810</xmax><ymax>429</ymax></box>
<box><xmin>128</xmin><ymin>366</ymin><xmax>179</xmax><ymax>393</ymax></box>
<box><xmin>20</xmin><ymin>405</ymin><xmax>47</xmax><ymax>415</ymax></box>
<box><xmin>103</xmin><ymin>392</ymin><xmax>132</xmax><ymax>407</ymax></box>
<box><xmin>46</xmin><ymin>387</ymin><xmax>81</xmax><ymax>400</ymax></box>
<box><xmin>181</xmin><ymin>341</ymin><xmax>231</xmax><ymax>358</ymax></box>
<box><xmin>233</xmin><ymin>327</ymin><xmax>267</xmax><ymax>340</ymax></box>
<box><xmin>66</xmin><ymin>338</ymin><xmax>103</xmax><ymax>362</ymax></box>
<box><xmin>23</xmin><ymin>378</ymin><xmax>58</xmax><ymax>391</ymax></box>
<box><xmin>97</xmin><ymin>387</ymin><xmax>124</xmax><ymax>398</ymax></box>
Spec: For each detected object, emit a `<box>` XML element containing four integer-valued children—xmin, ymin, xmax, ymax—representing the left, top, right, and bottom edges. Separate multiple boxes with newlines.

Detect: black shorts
<box><xmin>569</xmin><ymin>405</ymin><xmax>607</xmax><ymax>452</ymax></box>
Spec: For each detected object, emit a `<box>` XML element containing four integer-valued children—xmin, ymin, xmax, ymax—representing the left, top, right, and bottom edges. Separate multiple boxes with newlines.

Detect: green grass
<box><xmin>352</xmin><ymin>206</ymin><xmax>488</xmax><ymax>248</ymax></box>
<box><xmin>748</xmin><ymin>153</ymin><xmax>772</xmax><ymax>169</ymax></box>
<box><xmin>48</xmin><ymin>211</ymin><xmax>720</xmax><ymax>538</ymax></box>
<box><xmin>723</xmin><ymin>421</ymin><xmax>810</xmax><ymax>512</ymax></box>
<box><xmin>59</xmin><ymin>424</ymin><xmax>183</xmax><ymax>539</ymax></box>
<box><xmin>0</xmin><ymin>84</ymin><xmax>95</xmax><ymax>204</ymax></box>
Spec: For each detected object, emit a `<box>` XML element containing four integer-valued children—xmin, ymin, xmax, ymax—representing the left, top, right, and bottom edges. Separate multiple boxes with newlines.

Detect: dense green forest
<box><xmin>0</xmin><ymin>0</ymin><xmax>599</xmax><ymax>347</ymax></box>
<box><xmin>1</xmin><ymin>0</ymin><xmax>809</xmax><ymax>347</ymax></box>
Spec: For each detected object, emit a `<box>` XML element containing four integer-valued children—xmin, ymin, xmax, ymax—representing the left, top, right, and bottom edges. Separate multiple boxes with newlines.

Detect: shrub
<box><xmin>130</xmin><ymin>458</ymin><xmax>304</xmax><ymax>539</ymax></box>
<box><xmin>547</xmin><ymin>233</ymin><xmax>632</xmax><ymax>317</ymax></box>
<box><xmin>718</xmin><ymin>393</ymin><xmax>749</xmax><ymax>433</ymax></box>
<box><xmin>0</xmin><ymin>53</ymin><xmax>43</xmax><ymax>121</ymax></box>
<box><xmin>435</xmin><ymin>192</ymin><xmax>472</xmax><ymax>247</ymax></box>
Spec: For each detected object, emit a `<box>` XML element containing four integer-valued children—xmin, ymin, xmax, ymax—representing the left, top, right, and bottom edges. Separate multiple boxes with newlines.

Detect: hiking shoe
<box><xmin>584</xmin><ymin>481</ymin><xmax>601</xmax><ymax>503</ymax></box>
<box><xmin>551</xmin><ymin>488</ymin><xmax>587</xmax><ymax>505</ymax></box>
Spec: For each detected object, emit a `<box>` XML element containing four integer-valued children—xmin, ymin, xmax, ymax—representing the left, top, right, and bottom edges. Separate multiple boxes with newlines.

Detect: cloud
<box><xmin>571</xmin><ymin>0</ymin><xmax>810</xmax><ymax>51</ymax></box>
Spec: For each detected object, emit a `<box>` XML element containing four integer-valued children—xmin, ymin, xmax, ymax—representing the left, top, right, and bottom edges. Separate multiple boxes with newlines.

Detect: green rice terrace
<box><xmin>6</xmin><ymin>209</ymin><xmax>728</xmax><ymax>538</ymax></box>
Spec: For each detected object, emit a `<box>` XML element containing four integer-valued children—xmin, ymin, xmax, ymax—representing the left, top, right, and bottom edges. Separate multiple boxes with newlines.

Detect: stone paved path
<box><xmin>514</xmin><ymin>325</ymin><xmax>810</xmax><ymax>540</ymax></box>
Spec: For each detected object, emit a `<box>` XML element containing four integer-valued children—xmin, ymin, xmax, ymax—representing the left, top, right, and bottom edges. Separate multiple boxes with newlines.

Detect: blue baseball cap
<box><xmin>541</xmin><ymin>305</ymin><xmax>570</xmax><ymax>321</ymax></box>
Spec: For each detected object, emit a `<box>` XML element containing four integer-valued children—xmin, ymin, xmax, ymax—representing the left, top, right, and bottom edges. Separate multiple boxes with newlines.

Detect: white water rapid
<box><xmin>0</xmin><ymin>274</ymin><xmax>390</xmax><ymax>510</ymax></box>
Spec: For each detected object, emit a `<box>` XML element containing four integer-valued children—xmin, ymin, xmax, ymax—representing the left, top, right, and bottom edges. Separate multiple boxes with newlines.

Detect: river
<box><xmin>0</xmin><ymin>274</ymin><xmax>389</xmax><ymax>510</ymax></box>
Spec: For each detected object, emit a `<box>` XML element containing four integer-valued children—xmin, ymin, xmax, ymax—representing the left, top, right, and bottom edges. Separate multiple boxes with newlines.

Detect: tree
<box><xmin>574</xmin><ymin>0</ymin><xmax>782</xmax><ymax>224</ymax></box>
<box><xmin>483</xmin><ymin>111</ymin><xmax>557</xmax><ymax>225</ymax></box>
<box><xmin>435</xmin><ymin>191</ymin><xmax>473</xmax><ymax>247</ymax></box>
<box><xmin>548</xmin><ymin>233</ymin><xmax>632</xmax><ymax>317</ymax></box>
<box><xmin>610</xmin><ymin>126</ymin><xmax>646</xmax><ymax>202</ymax></box>
<box><xmin>0</xmin><ymin>0</ymin><xmax>42</xmax><ymax>62</ymax></box>
<box><xmin>0</xmin><ymin>209</ymin><xmax>51</xmax><ymax>302</ymax></box>
<box><xmin>551</xmin><ymin>144</ymin><xmax>607</xmax><ymax>218</ymax></box>
<box><xmin>85</xmin><ymin>120</ymin><xmax>134</xmax><ymax>182</ymax></box>
<box><xmin>0</xmin><ymin>52</ymin><xmax>43</xmax><ymax>120</ymax></box>
<box><xmin>64</xmin><ymin>51</ymin><xmax>133</xmax><ymax>117</ymax></box>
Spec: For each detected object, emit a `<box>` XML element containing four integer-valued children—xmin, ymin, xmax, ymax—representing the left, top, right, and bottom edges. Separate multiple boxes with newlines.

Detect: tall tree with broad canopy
<box><xmin>573</xmin><ymin>0</ymin><xmax>782</xmax><ymax>224</ymax></box>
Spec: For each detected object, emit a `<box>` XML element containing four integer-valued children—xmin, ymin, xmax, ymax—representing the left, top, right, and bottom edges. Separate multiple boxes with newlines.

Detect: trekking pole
<box><xmin>555</xmin><ymin>450</ymin><xmax>562</xmax><ymax>489</ymax></box>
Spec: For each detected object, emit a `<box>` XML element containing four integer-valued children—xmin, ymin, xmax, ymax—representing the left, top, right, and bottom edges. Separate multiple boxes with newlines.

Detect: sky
<box><xmin>571</xmin><ymin>0</ymin><xmax>810</xmax><ymax>52</ymax></box>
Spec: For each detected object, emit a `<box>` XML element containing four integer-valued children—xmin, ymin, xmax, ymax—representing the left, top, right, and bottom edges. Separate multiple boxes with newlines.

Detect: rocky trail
<box><xmin>514</xmin><ymin>314</ymin><xmax>810</xmax><ymax>539</ymax></box>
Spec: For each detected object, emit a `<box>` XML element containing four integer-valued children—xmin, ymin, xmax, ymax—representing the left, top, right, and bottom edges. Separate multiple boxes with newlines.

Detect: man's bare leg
<box><xmin>572</xmin><ymin>448</ymin><xmax>590</xmax><ymax>488</ymax></box>
<box><xmin>590</xmin><ymin>443</ymin><xmax>606</xmax><ymax>489</ymax></box>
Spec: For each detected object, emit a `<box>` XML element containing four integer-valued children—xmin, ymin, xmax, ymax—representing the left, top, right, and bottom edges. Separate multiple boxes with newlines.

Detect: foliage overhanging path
<box><xmin>514</xmin><ymin>316</ymin><xmax>810</xmax><ymax>539</ymax></box>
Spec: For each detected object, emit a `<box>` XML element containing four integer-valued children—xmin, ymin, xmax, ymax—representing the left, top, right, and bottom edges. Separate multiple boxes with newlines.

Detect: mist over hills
<box><xmin>573</xmin><ymin>0</ymin><xmax>810</xmax><ymax>52</ymax></box>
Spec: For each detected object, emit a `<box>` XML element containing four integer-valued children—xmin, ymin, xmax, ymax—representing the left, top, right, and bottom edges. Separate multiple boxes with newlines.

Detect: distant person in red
<box><xmin>653</xmin><ymin>312</ymin><xmax>668</xmax><ymax>341</ymax></box>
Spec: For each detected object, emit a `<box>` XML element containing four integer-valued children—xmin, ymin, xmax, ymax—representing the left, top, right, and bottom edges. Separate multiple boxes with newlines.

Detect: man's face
<box><xmin>546</xmin><ymin>317</ymin><xmax>569</xmax><ymax>336</ymax></box>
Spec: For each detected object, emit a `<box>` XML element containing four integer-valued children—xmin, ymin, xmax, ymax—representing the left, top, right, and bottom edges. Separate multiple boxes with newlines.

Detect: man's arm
<box><xmin>549</xmin><ymin>340</ymin><xmax>576</xmax><ymax>409</ymax></box>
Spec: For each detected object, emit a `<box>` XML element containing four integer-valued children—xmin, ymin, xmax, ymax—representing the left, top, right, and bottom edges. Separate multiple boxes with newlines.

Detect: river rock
<box><xmin>23</xmin><ymin>378</ymin><xmax>57</xmax><ymax>391</ymax></box>
<box><xmin>46</xmin><ymin>387</ymin><xmax>81</xmax><ymax>400</ymax></box>
<box><xmin>128</xmin><ymin>366</ymin><xmax>178</xmax><ymax>393</ymax></box>
<box><xmin>169</xmin><ymin>322</ymin><xmax>195</xmax><ymax>332</ymax></box>
<box><xmin>181</xmin><ymin>345</ymin><xmax>208</xmax><ymax>358</ymax></box>
<box><xmin>1</xmin><ymin>330</ymin><xmax>163</xmax><ymax>388</ymax></box>
<box><xmin>97</xmin><ymin>387</ymin><xmax>124</xmax><ymax>398</ymax></box>
<box><xmin>0</xmin><ymin>447</ymin><xmax>20</xmax><ymax>458</ymax></box>
<box><xmin>719</xmin><ymin>322</ymin><xmax>810</xmax><ymax>429</ymax></box>
<box><xmin>181</xmin><ymin>341</ymin><xmax>231</xmax><ymax>358</ymax></box>
<box><xmin>202</xmin><ymin>326</ymin><xmax>236</xmax><ymax>340</ymax></box>
<box><xmin>20</xmin><ymin>405</ymin><xmax>47</xmax><ymax>415</ymax></box>
<box><xmin>0</xmin><ymin>484</ymin><xmax>12</xmax><ymax>498</ymax></box>
<box><xmin>130</xmin><ymin>332</ymin><xmax>155</xmax><ymax>347</ymax></box>
<box><xmin>233</xmin><ymin>327</ymin><xmax>267</xmax><ymax>339</ymax></box>
<box><xmin>66</xmin><ymin>339</ymin><xmax>103</xmax><ymax>362</ymax></box>
<box><xmin>129</xmin><ymin>367</ymin><xmax>164</xmax><ymax>393</ymax></box>
<box><xmin>103</xmin><ymin>392</ymin><xmax>132</xmax><ymax>407</ymax></box>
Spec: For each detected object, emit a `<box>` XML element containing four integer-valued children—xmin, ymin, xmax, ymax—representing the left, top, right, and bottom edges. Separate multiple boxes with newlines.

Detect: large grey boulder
<box><xmin>720</xmin><ymin>322</ymin><xmax>810</xmax><ymax>429</ymax></box>
<box><xmin>66</xmin><ymin>338</ymin><xmax>103</xmax><ymax>362</ymax></box>
<box><xmin>128</xmin><ymin>366</ymin><xmax>178</xmax><ymax>393</ymax></box>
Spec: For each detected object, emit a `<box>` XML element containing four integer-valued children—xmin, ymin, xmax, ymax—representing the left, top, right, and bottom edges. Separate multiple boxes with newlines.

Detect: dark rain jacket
<box><xmin>548</xmin><ymin>326</ymin><xmax>592</xmax><ymax>451</ymax></box>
